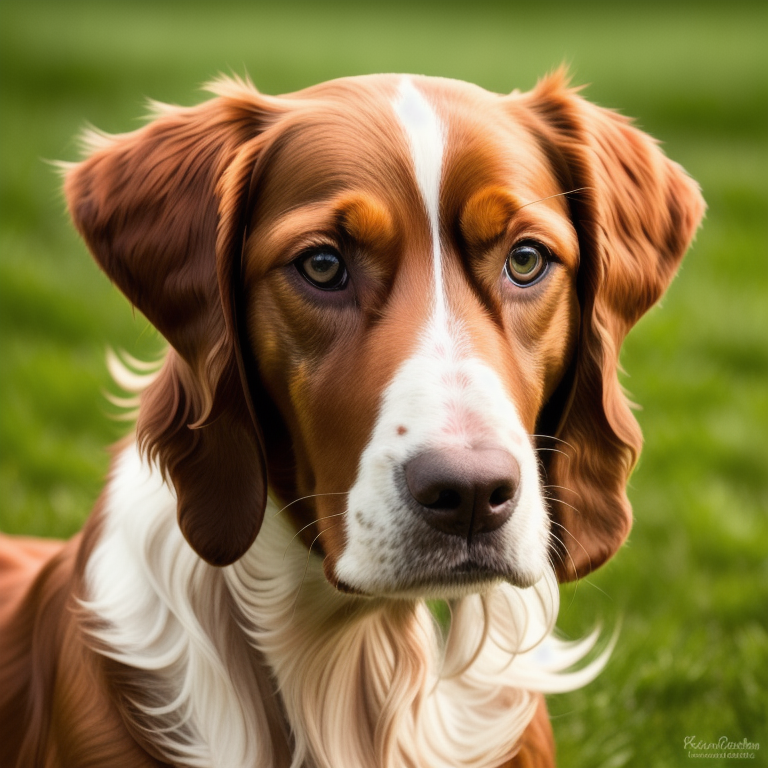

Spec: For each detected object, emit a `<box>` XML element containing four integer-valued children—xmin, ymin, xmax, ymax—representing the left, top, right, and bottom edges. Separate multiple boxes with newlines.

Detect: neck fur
<box><xmin>82</xmin><ymin>444</ymin><xmax>603</xmax><ymax>768</ymax></box>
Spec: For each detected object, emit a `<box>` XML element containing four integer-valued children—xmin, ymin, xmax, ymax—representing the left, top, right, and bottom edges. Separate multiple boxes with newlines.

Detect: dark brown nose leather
<box><xmin>404</xmin><ymin>447</ymin><xmax>520</xmax><ymax>542</ymax></box>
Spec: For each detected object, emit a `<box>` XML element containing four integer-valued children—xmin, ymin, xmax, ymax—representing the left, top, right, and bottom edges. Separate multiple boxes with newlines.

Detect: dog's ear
<box><xmin>517</xmin><ymin>72</ymin><xmax>705</xmax><ymax>581</ymax></box>
<box><xmin>65</xmin><ymin>80</ymin><xmax>285</xmax><ymax>565</ymax></box>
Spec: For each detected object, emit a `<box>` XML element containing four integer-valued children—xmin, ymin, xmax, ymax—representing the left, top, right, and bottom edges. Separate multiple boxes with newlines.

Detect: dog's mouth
<box><xmin>451</xmin><ymin>559</ymin><xmax>495</xmax><ymax>575</ymax></box>
<box><xmin>327</xmin><ymin>543</ymin><xmax>540</xmax><ymax>599</ymax></box>
<box><xmin>414</xmin><ymin>554</ymin><xmax>540</xmax><ymax>595</ymax></box>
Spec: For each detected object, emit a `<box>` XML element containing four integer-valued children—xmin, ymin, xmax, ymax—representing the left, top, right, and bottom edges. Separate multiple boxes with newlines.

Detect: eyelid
<box><xmin>511</xmin><ymin>237</ymin><xmax>558</xmax><ymax>262</ymax></box>
<box><xmin>504</xmin><ymin>217</ymin><xmax>579</xmax><ymax>270</ymax></box>
<box><xmin>290</xmin><ymin>236</ymin><xmax>343</xmax><ymax>262</ymax></box>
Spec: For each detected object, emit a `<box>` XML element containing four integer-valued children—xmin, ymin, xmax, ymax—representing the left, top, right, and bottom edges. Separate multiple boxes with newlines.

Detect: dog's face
<box><xmin>65</xmin><ymin>73</ymin><xmax>704</xmax><ymax>596</ymax></box>
<box><xmin>243</xmin><ymin>77</ymin><xmax>579</xmax><ymax>595</ymax></box>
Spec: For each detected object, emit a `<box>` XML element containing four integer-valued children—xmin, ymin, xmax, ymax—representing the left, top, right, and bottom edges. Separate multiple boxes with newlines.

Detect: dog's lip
<box><xmin>325</xmin><ymin>554</ymin><xmax>537</xmax><ymax>598</ymax></box>
<box><xmin>324</xmin><ymin>525</ymin><xmax>540</xmax><ymax>596</ymax></box>
<box><xmin>322</xmin><ymin>556</ymin><xmax>369</xmax><ymax>596</ymax></box>
<box><xmin>451</xmin><ymin>559</ymin><xmax>495</xmax><ymax>574</ymax></box>
<box><xmin>444</xmin><ymin>557</ymin><xmax>517</xmax><ymax>585</ymax></box>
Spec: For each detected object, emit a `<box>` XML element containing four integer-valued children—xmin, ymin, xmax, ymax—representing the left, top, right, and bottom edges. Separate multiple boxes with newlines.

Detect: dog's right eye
<box><xmin>504</xmin><ymin>241</ymin><xmax>550</xmax><ymax>287</ymax></box>
<box><xmin>295</xmin><ymin>248</ymin><xmax>349</xmax><ymax>291</ymax></box>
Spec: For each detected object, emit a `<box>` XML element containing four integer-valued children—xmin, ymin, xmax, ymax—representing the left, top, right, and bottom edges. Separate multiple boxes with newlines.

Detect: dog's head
<box><xmin>65</xmin><ymin>73</ymin><xmax>703</xmax><ymax>594</ymax></box>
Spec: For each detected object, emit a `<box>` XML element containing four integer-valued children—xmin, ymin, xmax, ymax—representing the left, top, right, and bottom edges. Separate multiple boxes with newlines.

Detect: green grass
<box><xmin>1</xmin><ymin>1</ymin><xmax>766</xmax><ymax>765</ymax></box>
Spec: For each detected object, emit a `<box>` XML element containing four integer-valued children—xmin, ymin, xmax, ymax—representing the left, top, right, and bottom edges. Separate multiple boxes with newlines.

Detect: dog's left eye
<box><xmin>504</xmin><ymin>242</ymin><xmax>550</xmax><ymax>286</ymax></box>
<box><xmin>296</xmin><ymin>248</ymin><xmax>349</xmax><ymax>291</ymax></box>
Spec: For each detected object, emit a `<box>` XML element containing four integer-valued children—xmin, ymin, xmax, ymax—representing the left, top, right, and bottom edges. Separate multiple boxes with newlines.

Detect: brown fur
<box><xmin>0</xmin><ymin>514</ymin><xmax>168</xmax><ymax>767</ymax></box>
<box><xmin>515</xmin><ymin>76</ymin><xmax>705</xmax><ymax>578</ymax></box>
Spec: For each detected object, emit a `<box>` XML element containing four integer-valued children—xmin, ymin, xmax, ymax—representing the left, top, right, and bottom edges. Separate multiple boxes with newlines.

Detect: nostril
<box><xmin>425</xmin><ymin>488</ymin><xmax>462</xmax><ymax>511</ymax></box>
<box><xmin>489</xmin><ymin>484</ymin><xmax>514</xmax><ymax>508</ymax></box>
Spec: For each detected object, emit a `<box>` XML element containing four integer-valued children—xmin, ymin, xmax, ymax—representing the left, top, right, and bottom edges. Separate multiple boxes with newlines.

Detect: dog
<box><xmin>0</xmin><ymin>71</ymin><xmax>703</xmax><ymax>767</ymax></box>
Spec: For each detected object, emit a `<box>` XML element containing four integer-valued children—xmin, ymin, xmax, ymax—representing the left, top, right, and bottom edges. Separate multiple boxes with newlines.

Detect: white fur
<box><xmin>83</xmin><ymin>444</ymin><xmax>607</xmax><ymax>768</ymax></box>
<box><xmin>82</xmin><ymin>447</ymin><xmax>273</xmax><ymax>768</ymax></box>
<box><xmin>393</xmin><ymin>77</ymin><xmax>447</xmax><ymax>323</ymax></box>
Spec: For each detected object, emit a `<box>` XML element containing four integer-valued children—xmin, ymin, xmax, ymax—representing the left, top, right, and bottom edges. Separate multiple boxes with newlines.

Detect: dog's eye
<box><xmin>504</xmin><ymin>242</ymin><xmax>550</xmax><ymax>286</ymax></box>
<box><xmin>296</xmin><ymin>248</ymin><xmax>348</xmax><ymax>290</ymax></box>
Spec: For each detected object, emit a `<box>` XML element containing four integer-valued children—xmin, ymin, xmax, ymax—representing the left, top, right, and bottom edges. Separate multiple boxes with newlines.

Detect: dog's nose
<box><xmin>404</xmin><ymin>448</ymin><xmax>520</xmax><ymax>540</ymax></box>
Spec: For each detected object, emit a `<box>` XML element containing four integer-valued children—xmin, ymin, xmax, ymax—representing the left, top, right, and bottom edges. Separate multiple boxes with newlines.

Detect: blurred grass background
<box><xmin>1</xmin><ymin>0</ymin><xmax>766</xmax><ymax>765</ymax></box>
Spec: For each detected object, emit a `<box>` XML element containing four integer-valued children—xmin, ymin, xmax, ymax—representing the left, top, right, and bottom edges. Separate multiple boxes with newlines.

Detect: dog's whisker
<box><xmin>547</xmin><ymin>531</ymin><xmax>580</xmax><ymax>600</ymax></box>
<box><xmin>529</xmin><ymin>434</ymin><xmax>577</xmax><ymax>454</ymax></box>
<box><xmin>584</xmin><ymin>579</ymin><xmax>613</xmax><ymax>601</ymax></box>
<box><xmin>549</xmin><ymin>519</ymin><xmax>593</xmax><ymax>572</ymax></box>
<box><xmin>542</xmin><ymin>484</ymin><xmax>583</xmax><ymax>501</ymax></box>
<box><xmin>272</xmin><ymin>491</ymin><xmax>349</xmax><ymax>518</ymax></box>
<box><xmin>546</xmin><ymin>546</ymin><xmax>567</xmax><ymax>573</ymax></box>
<box><xmin>543</xmin><ymin>495</ymin><xmax>582</xmax><ymax>516</ymax></box>
<box><xmin>290</xmin><ymin>523</ymin><xmax>341</xmax><ymax>621</ymax></box>
<box><xmin>516</xmin><ymin>187</ymin><xmax>592</xmax><ymax>211</ymax></box>
<box><xmin>283</xmin><ymin>512</ymin><xmax>347</xmax><ymax>560</ymax></box>
<box><xmin>534</xmin><ymin>447</ymin><xmax>571</xmax><ymax>460</ymax></box>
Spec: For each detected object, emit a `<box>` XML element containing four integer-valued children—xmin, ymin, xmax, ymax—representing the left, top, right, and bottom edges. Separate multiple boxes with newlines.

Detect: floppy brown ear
<box><xmin>65</xmin><ymin>80</ymin><xmax>284</xmax><ymax>565</ymax></box>
<box><xmin>518</xmin><ymin>73</ymin><xmax>705</xmax><ymax>581</ymax></box>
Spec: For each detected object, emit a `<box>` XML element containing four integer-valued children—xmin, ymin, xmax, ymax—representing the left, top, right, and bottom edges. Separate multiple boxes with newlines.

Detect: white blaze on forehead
<box><xmin>393</xmin><ymin>77</ymin><xmax>447</xmax><ymax>323</ymax></box>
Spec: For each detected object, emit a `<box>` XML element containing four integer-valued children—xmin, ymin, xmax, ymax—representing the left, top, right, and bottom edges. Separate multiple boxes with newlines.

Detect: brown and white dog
<box><xmin>0</xmin><ymin>72</ymin><xmax>703</xmax><ymax>767</ymax></box>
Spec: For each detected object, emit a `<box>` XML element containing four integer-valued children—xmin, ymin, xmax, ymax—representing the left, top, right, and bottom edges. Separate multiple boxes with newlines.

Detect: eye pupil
<box><xmin>512</xmin><ymin>248</ymin><xmax>538</xmax><ymax>273</ymax></box>
<box><xmin>505</xmin><ymin>242</ymin><xmax>548</xmax><ymax>286</ymax></box>
<box><xmin>297</xmin><ymin>249</ymin><xmax>347</xmax><ymax>290</ymax></box>
<box><xmin>310</xmin><ymin>253</ymin><xmax>337</xmax><ymax>275</ymax></box>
